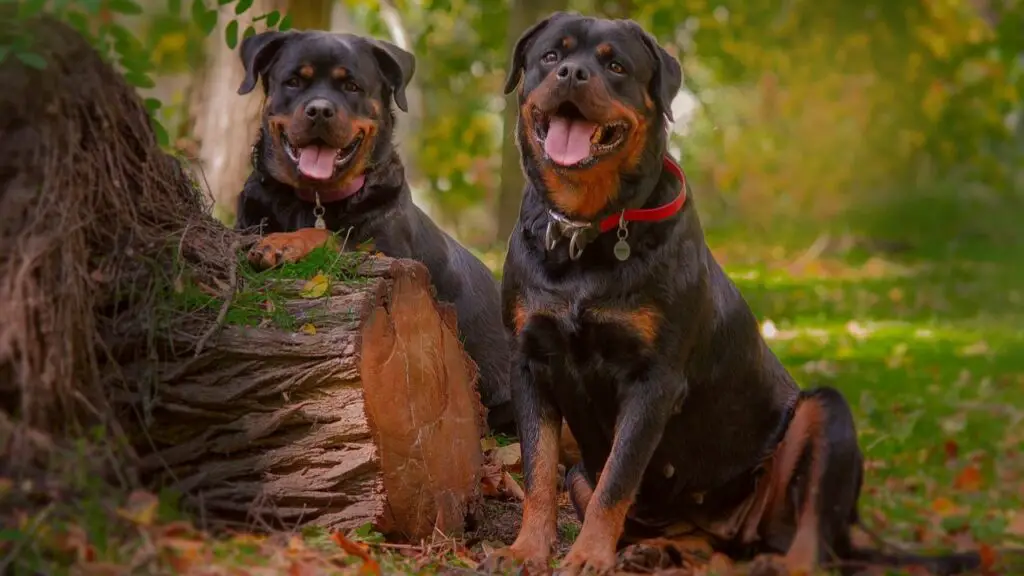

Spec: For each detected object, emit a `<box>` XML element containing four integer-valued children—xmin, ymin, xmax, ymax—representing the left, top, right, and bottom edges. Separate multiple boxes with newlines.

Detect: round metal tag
<box><xmin>613</xmin><ymin>239</ymin><xmax>631</xmax><ymax>261</ymax></box>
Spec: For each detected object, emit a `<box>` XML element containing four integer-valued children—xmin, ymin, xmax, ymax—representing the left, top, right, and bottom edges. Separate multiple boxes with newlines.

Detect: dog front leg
<box><xmin>480</xmin><ymin>359</ymin><xmax>562</xmax><ymax>573</ymax></box>
<box><xmin>559</xmin><ymin>375</ymin><xmax>682</xmax><ymax>575</ymax></box>
<box><xmin>247</xmin><ymin>228</ymin><xmax>335</xmax><ymax>270</ymax></box>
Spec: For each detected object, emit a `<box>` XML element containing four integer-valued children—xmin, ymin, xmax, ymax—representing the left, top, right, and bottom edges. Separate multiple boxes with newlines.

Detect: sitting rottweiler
<box><xmin>234</xmin><ymin>30</ymin><xmax>513</xmax><ymax>433</ymax></box>
<box><xmin>482</xmin><ymin>12</ymin><xmax>982</xmax><ymax>575</ymax></box>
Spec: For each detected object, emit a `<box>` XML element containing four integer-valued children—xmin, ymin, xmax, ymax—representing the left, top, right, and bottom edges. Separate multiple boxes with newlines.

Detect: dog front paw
<box><xmin>557</xmin><ymin>545</ymin><xmax>617</xmax><ymax>575</ymax></box>
<box><xmin>479</xmin><ymin>544</ymin><xmax>550</xmax><ymax>574</ymax></box>
<box><xmin>748</xmin><ymin>553</ymin><xmax>789</xmax><ymax>576</ymax></box>
<box><xmin>247</xmin><ymin>229</ymin><xmax>331</xmax><ymax>270</ymax></box>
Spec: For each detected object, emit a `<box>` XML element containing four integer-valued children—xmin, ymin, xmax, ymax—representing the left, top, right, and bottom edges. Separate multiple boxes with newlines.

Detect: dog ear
<box><xmin>368</xmin><ymin>39</ymin><xmax>415</xmax><ymax>113</ymax></box>
<box><xmin>237</xmin><ymin>30</ymin><xmax>293</xmax><ymax>95</ymax></box>
<box><xmin>624</xmin><ymin>21</ymin><xmax>682</xmax><ymax>122</ymax></box>
<box><xmin>503</xmin><ymin>11</ymin><xmax>573</xmax><ymax>95</ymax></box>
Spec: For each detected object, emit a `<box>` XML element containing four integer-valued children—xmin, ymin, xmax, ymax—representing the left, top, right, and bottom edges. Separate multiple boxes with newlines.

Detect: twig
<box><xmin>194</xmin><ymin>239</ymin><xmax>240</xmax><ymax>357</ymax></box>
<box><xmin>788</xmin><ymin>232</ymin><xmax>831</xmax><ymax>271</ymax></box>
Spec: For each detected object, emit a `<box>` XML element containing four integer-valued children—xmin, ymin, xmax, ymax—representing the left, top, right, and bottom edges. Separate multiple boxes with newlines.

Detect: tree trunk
<box><xmin>125</xmin><ymin>256</ymin><xmax>486</xmax><ymax>538</ymax></box>
<box><xmin>496</xmin><ymin>0</ymin><xmax>567</xmax><ymax>246</ymax></box>
<box><xmin>189</xmin><ymin>0</ymin><xmax>332</xmax><ymax>226</ymax></box>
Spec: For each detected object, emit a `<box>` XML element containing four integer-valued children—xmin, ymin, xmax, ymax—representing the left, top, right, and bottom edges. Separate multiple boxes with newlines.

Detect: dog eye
<box><xmin>343</xmin><ymin>81</ymin><xmax>361</xmax><ymax>93</ymax></box>
<box><xmin>541</xmin><ymin>51</ymin><xmax>559</xmax><ymax>64</ymax></box>
<box><xmin>608</xmin><ymin>61</ymin><xmax>625</xmax><ymax>74</ymax></box>
<box><xmin>284</xmin><ymin>77</ymin><xmax>301</xmax><ymax>88</ymax></box>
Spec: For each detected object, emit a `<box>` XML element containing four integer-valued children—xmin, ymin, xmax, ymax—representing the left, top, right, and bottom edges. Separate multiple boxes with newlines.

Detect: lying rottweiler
<box><xmin>482</xmin><ymin>12</ymin><xmax>982</xmax><ymax>576</ymax></box>
<box><xmin>234</xmin><ymin>30</ymin><xmax>513</xmax><ymax>433</ymax></box>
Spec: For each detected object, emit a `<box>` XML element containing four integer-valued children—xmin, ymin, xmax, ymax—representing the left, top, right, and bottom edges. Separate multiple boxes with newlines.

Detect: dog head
<box><xmin>504</xmin><ymin>13</ymin><xmax>681</xmax><ymax>219</ymax></box>
<box><xmin>238</xmin><ymin>31</ymin><xmax>414</xmax><ymax>201</ymax></box>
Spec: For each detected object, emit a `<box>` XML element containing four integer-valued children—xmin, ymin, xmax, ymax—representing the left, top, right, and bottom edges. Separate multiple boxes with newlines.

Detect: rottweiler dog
<box><xmin>482</xmin><ymin>12</ymin><xmax>982</xmax><ymax>576</ymax></box>
<box><xmin>234</xmin><ymin>30</ymin><xmax>513</xmax><ymax>433</ymax></box>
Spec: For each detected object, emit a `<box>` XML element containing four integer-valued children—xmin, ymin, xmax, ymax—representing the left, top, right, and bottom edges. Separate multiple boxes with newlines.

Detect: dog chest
<box><xmin>515</xmin><ymin>298</ymin><xmax>660</xmax><ymax>375</ymax></box>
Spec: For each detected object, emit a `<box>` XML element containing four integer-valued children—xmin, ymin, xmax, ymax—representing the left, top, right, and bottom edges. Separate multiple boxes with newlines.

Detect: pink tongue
<box><xmin>544</xmin><ymin>116</ymin><xmax>597</xmax><ymax>166</ymax></box>
<box><xmin>298</xmin><ymin>145</ymin><xmax>339</xmax><ymax>180</ymax></box>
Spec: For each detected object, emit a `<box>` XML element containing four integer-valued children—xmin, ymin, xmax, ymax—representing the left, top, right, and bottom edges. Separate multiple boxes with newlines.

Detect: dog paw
<box><xmin>748</xmin><ymin>553</ymin><xmax>789</xmax><ymax>576</ymax></box>
<box><xmin>478</xmin><ymin>545</ymin><xmax>550</xmax><ymax>575</ymax></box>
<box><xmin>247</xmin><ymin>229</ymin><xmax>330</xmax><ymax>270</ymax></box>
<box><xmin>556</xmin><ymin>546</ymin><xmax>617</xmax><ymax>575</ymax></box>
<box><xmin>618</xmin><ymin>536</ymin><xmax>713</xmax><ymax>572</ymax></box>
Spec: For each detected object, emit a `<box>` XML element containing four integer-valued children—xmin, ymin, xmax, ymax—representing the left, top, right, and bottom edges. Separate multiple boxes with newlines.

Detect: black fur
<box><xmin>235</xmin><ymin>30</ymin><xmax>513</xmax><ymax>433</ymax></box>
<box><xmin>492</xmin><ymin>12</ymin><xmax>981</xmax><ymax>574</ymax></box>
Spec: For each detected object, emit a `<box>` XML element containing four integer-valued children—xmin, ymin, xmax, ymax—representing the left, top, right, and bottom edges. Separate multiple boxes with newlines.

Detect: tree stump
<box><xmin>119</xmin><ymin>255</ymin><xmax>486</xmax><ymax>540</ymax></box>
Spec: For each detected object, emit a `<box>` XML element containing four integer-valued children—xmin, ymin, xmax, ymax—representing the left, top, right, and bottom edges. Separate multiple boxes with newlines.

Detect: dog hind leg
<box><xmin>757</xmin><ymin>387</ymin><xmax>862</xmax><ymax>575</ymax></box>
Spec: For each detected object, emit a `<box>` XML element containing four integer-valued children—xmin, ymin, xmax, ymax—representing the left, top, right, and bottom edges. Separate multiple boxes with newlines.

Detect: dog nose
<box><xmin>304</xmin><ymin>99</ymin><xmax>335</xmax><ymax>121</ymax></box>
<box><xmin>556</xmin><ymin>62</ymin><xmax>589</xmax><ymax>84</ymax></box>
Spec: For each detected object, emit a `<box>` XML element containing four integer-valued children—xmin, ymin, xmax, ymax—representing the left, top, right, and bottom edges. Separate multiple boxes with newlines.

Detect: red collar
<box><xmin>543</xmin><ymin>156</ymin><xmax>688</xmax><ymax>261</ymax></box>
<box><xmin>597</xmin><ymin>156</ymin><xmax>687</xmax><ymax>233</ymax></box>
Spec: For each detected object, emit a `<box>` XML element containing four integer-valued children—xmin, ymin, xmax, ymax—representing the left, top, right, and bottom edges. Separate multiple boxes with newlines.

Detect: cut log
<box><xmin>118</xmin><ymin>255</ymin><xmax>486</xmax><ymax>540</ymax></box>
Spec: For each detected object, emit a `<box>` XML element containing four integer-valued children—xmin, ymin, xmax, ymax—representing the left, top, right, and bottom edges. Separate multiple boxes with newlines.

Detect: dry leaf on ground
<box><xmin>115</xmin><ymin>490</ymin><xmax>159</xmax><ymax>526</ymax></box>
<box><xmin>300</xmin><ymin>274</ymin><xmax>330</xmax><ymax>299</ymax></box>
<box><xmin>331</xmin><ymin>532</ymin><xmax>381</xmax><ymax>576</ymax></box>
<box><xmin>953</xmin><ymin>465</ymin><xmax>984</xmax><ymax>491</ymax></box>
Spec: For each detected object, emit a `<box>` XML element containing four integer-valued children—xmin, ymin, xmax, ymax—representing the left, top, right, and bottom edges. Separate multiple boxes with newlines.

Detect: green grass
<box><xmin>720</xmin><ymin>241</ymin><xmax>1024</xmax><ymax>556</ymax></box>
<box><xmin>167</xmin><ymin>236</ymin><xmax>367</xmax><ymax>331</ymax></box>
<box><xmin>5</xmin><ymin>232</ymin><xmax>1023</xmax><ymax>574</ymax></box>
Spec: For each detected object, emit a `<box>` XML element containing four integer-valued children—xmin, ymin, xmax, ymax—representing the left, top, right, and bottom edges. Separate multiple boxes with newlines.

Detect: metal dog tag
<box><xmin>613</xmin><ymin>211</ymin><xmax>630</xmax><ymax>261</ymax></box>
<box><xmin>613</xmin><ymin>239</ymin><xmax>631</xmax><ymax>261</ymax></box>
<box><xmin>313</xmin><ymin>192</ymin><xmax>327</xmax><ymax>230</ymax></box>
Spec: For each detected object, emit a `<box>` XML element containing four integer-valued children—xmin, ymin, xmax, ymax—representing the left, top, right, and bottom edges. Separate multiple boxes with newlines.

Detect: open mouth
<box><xmin>532</xmin><ymin>102</ymin><xmax>630</xmax><ymax>168</ymax></box>
<box><xmin>281</xmin><ymin>129</ymin><xmax>364</xmax><ymax>181</ymax></box>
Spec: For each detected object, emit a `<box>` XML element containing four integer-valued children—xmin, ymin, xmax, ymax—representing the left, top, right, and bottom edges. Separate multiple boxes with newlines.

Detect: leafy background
<box><xmin>2</xmin><ymin>0</ymin><xmax>1023</xmax><ymax>573</ymax></box>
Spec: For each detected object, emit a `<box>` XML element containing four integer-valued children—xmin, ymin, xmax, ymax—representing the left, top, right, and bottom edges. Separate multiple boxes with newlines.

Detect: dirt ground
<box><xmin>466</xmin><ymin>493</ymin><xmax>581</xmax><ymax>557</ymax></box>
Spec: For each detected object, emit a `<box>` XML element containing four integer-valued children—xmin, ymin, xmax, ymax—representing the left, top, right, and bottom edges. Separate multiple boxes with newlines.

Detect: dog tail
<box><xmin>844</xmin><ymin>547</ymin><xmax>981</xmax><ymax>576</ymax></box>
<box><xmin>843</xmin><ymin>518</ymin><xmax>982</xmax><ymax>576</ymax></box>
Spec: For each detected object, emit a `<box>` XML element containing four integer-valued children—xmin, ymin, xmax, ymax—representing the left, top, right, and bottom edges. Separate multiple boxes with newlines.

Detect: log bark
<box><xmin>120</xmin><ymin>255</ymin><xmax>486</xmax><ymax>539</ymax></box>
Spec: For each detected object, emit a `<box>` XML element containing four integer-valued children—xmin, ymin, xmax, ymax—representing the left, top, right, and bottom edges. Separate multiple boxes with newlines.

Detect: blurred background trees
<box><xmin>35</xmin><ymin>0</ymin><xmax>1024</xmax><ymax>258</ymax></box>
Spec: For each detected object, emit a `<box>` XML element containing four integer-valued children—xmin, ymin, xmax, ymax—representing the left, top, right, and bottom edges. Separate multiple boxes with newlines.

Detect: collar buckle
<box><xmin>545</xmin><ymin>210</ymin><xmax>591</xmax><ymax>261</ymax></box>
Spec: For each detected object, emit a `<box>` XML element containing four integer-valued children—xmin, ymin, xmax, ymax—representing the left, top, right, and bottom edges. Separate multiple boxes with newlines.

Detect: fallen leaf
<box><xmin>300</xmin><ymin>274</ymin><xmax>330</xmax><ymax>299</ymax></box>
<box><xmin>57</xmin><ymin>524</ymin><xmax>95</xmax><ymax>562</ymax></box>
<box><xmin>288</xmin><ymin>535</ymin><xmax>305</xmax><ymax>553</ymax></box>
<box><xmin>480</xmin><ymin>437</ymin><xmax>498</xmax><ymax>452</ymax></box>
<box><xmin>160</xmin><ymin>537</ymin><xmax>205</xmax><ymax>573</ymax></box>
<box><xmin>480</xmin><ymin>462</ymin><xmax>504</xmax><ymax>498</ymax></box>
<box><xmin>944</xmin><ymin>439</ymin><xmax>959</xmax><ymax>461</ymax></box>
<box><xmin>501</xmin><ymin>471</ymin><xmax>525</xmax><ymax>500</ymax></box>
<box><xmin>953</xmin><ymin>465</ymin><xmax>983</xmax><ymax>491</ymax></box>
<box><xmin>116</xmin><ymin>490</ymin><xmax>159</xmax><ymax>526</ymax></box>
<box><xmin>889</xmin><ymin>287</ymin><xmax>904</xmax><ymax>302</ymax></box>
<box><xmin>331</xmin><ymin>532</ymin><xmax>381</xmax><ymax>576</ymax></box>
<box><xmin>299</xmin><ymin>323</ymin><xmax>317</xmax><ymax>335</ymax></box>
<box><xmin>263</xmin><ymin>299</ymin><xmax>276</xmax><ymax>313</ymax></box>
<box><xmin>959</xmin><ymin>341</ymin><xmax>991</xmax><ymax>357</ymax></box>
<box><xmin>931</xmin><ymin>496</ymin><xmax>957</xmax><ymax>516</ymax></box>
<box><xmin>493</xmin><ymin>443</ymin><xmax>522</xmax><ymax>470</ymax></box>
<box><xmin>979</xmin><ymin>543</ymin><xmax>998</xmax><ymax>573</ymax></box>
<box><xmin>1008</xmin><ymin>512</ymin><xmax>1024</xmax><ymax>538</ymax></box>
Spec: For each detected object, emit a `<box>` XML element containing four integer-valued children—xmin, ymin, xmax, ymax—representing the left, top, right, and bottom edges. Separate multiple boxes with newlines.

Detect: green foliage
<box><xmin>3</xmin><ymin>0</ymin><xmax>293</xmax><ymax>149</ymax></box>
<box><xmin>639</xmin><ymin>0</ymin><xmax>1024</xmax><ymax>243</ymax></box>
<box><xmin>168</xmin><ymin>239</ymin><xmax>366</xmax><ymax>331</ymax></box>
